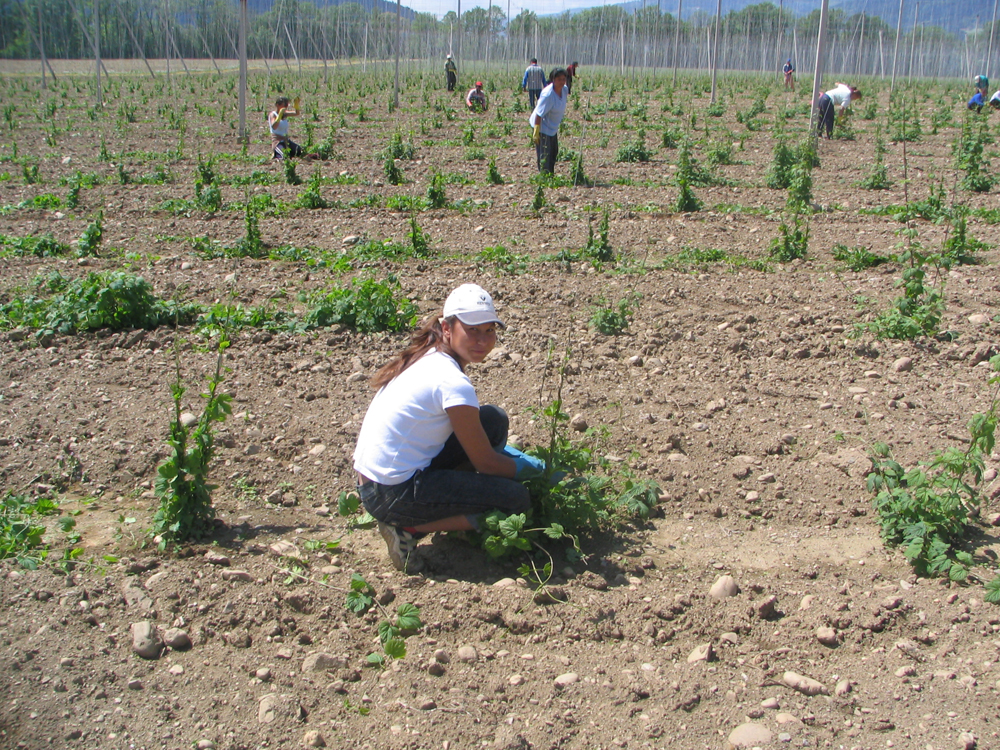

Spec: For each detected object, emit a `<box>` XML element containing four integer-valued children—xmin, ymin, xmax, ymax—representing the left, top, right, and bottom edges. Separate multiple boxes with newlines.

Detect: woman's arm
<box><xmin>446</xmin><ymin>405</ymin><xmax>516</xmax><ymax>478</ymax></box>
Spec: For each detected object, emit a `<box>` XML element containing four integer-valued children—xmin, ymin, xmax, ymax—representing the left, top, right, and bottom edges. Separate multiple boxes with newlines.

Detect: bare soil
<box><xmin>1</xmin><ymin>64</ymin><xmax>999</xmax><ymax>750</ymax></box>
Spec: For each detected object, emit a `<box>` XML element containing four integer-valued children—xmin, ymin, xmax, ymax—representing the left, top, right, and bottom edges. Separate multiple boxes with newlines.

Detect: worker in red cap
<box><xmin>466</xmin><ymin>81</ymin><xmax>488</xmax><ymax>113</ymax></box>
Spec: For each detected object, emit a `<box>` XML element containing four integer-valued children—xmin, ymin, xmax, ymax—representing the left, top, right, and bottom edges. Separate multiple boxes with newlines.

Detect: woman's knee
<box><xmin>479</xmin><ymin>404</ymin><xmax>509</xmax><ymax>448</ymax></box>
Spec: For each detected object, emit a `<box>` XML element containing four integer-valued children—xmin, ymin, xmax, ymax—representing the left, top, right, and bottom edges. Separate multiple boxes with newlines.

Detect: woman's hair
<box><xmin>550</xmin><ymin>67</ymin><xmax>568</xmax><ymax>82</ymax></box>
<box><xmin>371</xmin><ymin>313</ymin><xmax>461</xmax><ymax>389</ymax></box>
<box><xmin>275</xmin><ymin>96</ymin><xmax>290</xmax><ymax>108</ymax></box>
<box><xmin>849</xmin><ymin>86</ymin><xmax>862</xmax><ymax>99</ymax></box>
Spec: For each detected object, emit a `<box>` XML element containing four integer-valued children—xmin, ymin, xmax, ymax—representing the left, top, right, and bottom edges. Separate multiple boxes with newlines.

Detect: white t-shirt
<box><xmin>269</xmin><ymin>111</ymin><xmax>289</xmax><ymax>138</ymax></box>
<box><xmin>826</xmin><ymin>84</ymin><xmax>853</xmax><ymax>109</ymax></box>
<box><xmin>353</xmin><ymin>350</ymin><xmax>479</xmax><ymax>485</ymax></box>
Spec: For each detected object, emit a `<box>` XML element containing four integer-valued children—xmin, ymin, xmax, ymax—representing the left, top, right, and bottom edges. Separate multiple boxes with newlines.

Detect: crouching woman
<box><xmin>353</xmin><ymin>284</ymin><xmax>541</xmax><ymax>572</ymax></box>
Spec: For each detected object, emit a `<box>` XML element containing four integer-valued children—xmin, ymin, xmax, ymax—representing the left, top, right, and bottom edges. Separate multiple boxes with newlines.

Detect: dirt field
<box><xmin>1</xmin><ymin>63</ymin><xmax>999</xmax><ymax>750</ymax></box>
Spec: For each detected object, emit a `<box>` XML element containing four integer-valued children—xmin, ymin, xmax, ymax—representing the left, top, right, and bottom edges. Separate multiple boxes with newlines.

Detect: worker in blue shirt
<box><xmin>522</xmin><ymin>58</ymin><xmax>547</xmax><ymax>109</ymax></box>
<box><xmin>529</xmin><ymin>68</ymin><xmax>568</xmax><ymax>174</ymax></box>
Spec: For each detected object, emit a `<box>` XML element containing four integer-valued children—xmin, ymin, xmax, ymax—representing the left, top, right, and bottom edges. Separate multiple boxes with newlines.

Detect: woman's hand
<box><xmin>447</xmin><ymin>405</ymin><xmax>516</xmax><ymax>478</ymax></box>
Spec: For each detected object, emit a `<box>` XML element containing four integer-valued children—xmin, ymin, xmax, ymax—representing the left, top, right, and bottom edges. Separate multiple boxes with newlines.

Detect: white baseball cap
<box><xmin>443</xmin><ymin>284</ymin><xmax>504</xmax><ymax>327</ymax></box>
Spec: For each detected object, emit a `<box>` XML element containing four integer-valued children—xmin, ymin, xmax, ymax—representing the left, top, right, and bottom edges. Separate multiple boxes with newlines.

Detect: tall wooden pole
<box><xmin>709</xmin><ymin>0</ymin><xmax>721</xmax><ymax>103</ymax></box>
<box><xmin>987</xmin><ymin>0</ymin><xmax>999</xmax><ymax>80</ymax></box>
<box><xmin>485</xmin><ymin>0</ymin><xmax>492</xmax><ymax>66</ymax></box>
<box><xmin>38</xmin><ymin>4</ymin><xmax>46</xmax><ymax>89</ymax></box>
<box><xmin>907</xmin><ymin>3</ymin><xmax>918</xmax><ymax>79</ymax></box>
<box><xmin>890</xmin><ymin>0</ymin><xmax>904</xmax><ymax>93</ymax></box>
<box><xmin>393</xmin><ymin>0</ymin><xmax>401</xmax><ymax>109</ymax></box>
<box><xmin>777</xmin><ymin>0</ymin><xmax>784</xmax><ymax>81</ymax></box>
<box><xmin>672</xmin><ymin>0</ymin><xmax>682</xmax><ymax>86</ymax></box>
<box><xmin>457</xmin><ymin>0</ymin><xmax>462</xmax><ymax>68</ymax></box>
<box><xmin>94</xmin><ymin>0</ymin><xmax>101</xmax><ymax>106</ymax></box>
<box><xmin>238</xmin><ymin>0</ymin><xmax>247</xmax><ymax>141</ymax></box>
<box><xmin>809</xmin><ymin>0</ymin><xmax>830</xmax><ymax>130</ymax></box>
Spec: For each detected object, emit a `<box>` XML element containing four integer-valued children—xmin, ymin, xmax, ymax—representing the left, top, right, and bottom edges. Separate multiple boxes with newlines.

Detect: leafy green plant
<box><xmin>303</xmin><ymin>274</ymin><xmax>418</xmax><ymax>333</ymax></box>
<box><xmin>0</xmin><ymin>270</ymin><xmax>197</xmax><ymax>337</ymax></box>
<box><xmin>675</xmin><ymin>174</ymin><xmax>701</xmax><ymax>213</ymax></box>
<box><xmin>382</xmin><ymin>132</ymin><xmax>416</xmax><ymax>160</ymax></box>
<box><xmin>832</xmin><ymin>244</ymin><xmax>892</xmax><ymax>271</ymax></box>
<box><xmin>589</xmin><ymin>293</ymin><xmax>638</xmax><ymax>335</ymax></box>
<box><xmin>857</xmin><ymin>130</ymin><xmax>892</xmax><ymax>190</ymax></box>
<box><xmin>615</xmin><ymin>132</ymin><xmax>650</xmax><ymax>163</ymax></box>
<box><xmin>284</xmin><ymin>158</ymin><xmax>302</xmax><ymax>186</ymax></box>
<box><xmin>954</xmin><ymin>118</ymin><xmax>995</xmax><ymax>193</ymax></box>
<box><xmin>480</xmin><ymin>362</ymin><xmax>658</xmax><ymax>564</ymax></box>
<box><xmin>532</xmin><ymin>184</ymin><xmax>545</xmax><ymax>212</ymax></box>
<box><xmin>74</xmin><ymin>213</ymin><xmax>103</xmax><ymax>257</ymax></box>
<box><xmin>769</xmin><ymin>215</ymin><xmax>809</xmax><ymax>262</ymax></box>
<box><xmin>22</xmin><ymin>163</ymin><xmax>40</xmax><ymax>185</ymax></box>
<box><xmin>855</xmin><ymin>228</ymin><xmax>944</xmax><ymax>340</ymax></box>
<box><xmin>583</xmin><ymin>210</ymin><xmax>614</xmax><ymax>263</ymax></box>
<box><xmin>383</xmin><ymin>156</ymin><xmax>404</xmax><ymax>185</ymax></box>
<box><xmin>765</xmin><ymin>139</ymin><xmax>795</xmax><ymax>189</ymax></box>
<box><xmin>345</xmin><ymin>573</ymin><xmax>422</xmax><ymax>666</ymax></box>
<box><xmin>407</xmin><ymin>215</ymin><xmax>432</xmax><ymax>257</ymax></box>
<box><xmin>0</xmin><ymin>493</ymin><xmax>59</xmax><ymax>569</ymax></box>
<box><xmin>486</xmin><ymin>157</ymin><xmax>503</xmax><ymax>185</ymax></box>
<box><xmin>426</xmin><ymin>171</ymin><xmax>447</xmax><ymax>208</ymax></box>
<box><xmin>475</xmin><ymin>245</ymin><xmax>528</xmax><ymax>275</ymax></box>
<box><xmin>296</xmin><ymin>169</ymin><xmax>328</xmax><ymax>209</ymax></box>
<box><xmin>569</xmin><ymin>152</ymin><xmax>590</xmax><ymax>186</ymax></box>
<box><xmin>786</xmin><ymin>151</ymin><xmax>814</xmax><ymax>212</ymax></box>
<box><xmin>152</xmin><ymin>335</ymin><xmax>232</xmax><ymax>545</ymax></box>
<box><xmin>942</xmin><ymin>209</ymin><xmax>989</xmax><ymax>266</ymax></box>
<box><xmin>867</xmin><ymin>356</ymin><xmax>1000</xmax><ymax>583</ymax></box>
<box><xmin>0</xmin><ymin>232</ymin><xmax>70</xmax><ymax>258</ymax></box>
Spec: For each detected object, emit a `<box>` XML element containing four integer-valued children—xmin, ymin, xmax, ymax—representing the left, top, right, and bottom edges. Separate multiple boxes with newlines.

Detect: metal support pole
<box><xmin>907</xmin><ymin>3</ymin><xmax>919</xmax><ymax>79</ymax></box>
<box><xmin>394</xmin><ymin>0</ymin><xmax>401</xmax><ymax>110</ymax></box>
<box><xmin>709</xmin><ymin>0</ymin><xmax>721</xmax><ymax>103</ymax></box>
<box><xmin>239</xmin><ymin>0</ymin><xmax>248</xmax><ymax>142</ymax></box>
<box><xmin>284</xmin><ymin>23</ymin><xmax>301</xmax><ymax>73</ymax></box>
<box><xmin>94</xmin><ymin>0</ymin><xmax>101</xmax><ymax>107</ymax></box>
<box><xmin>809</xmin><ymin>0</ymin><xmax>830</xmax><ymax>131</ymax></box>
<box><xmin>38</xmin><ymin>4</ymin><xmax>46</xmax><ymax>89</ymax></box>
<box><xmin>988</xmin><ymin>0</ymin><xmax>999</xmax><ymax>80</ymax></box>
<box><xmin>117</xmin><ymin>2</ymin><xmax>156</xmax><ymax>77</ymax></box>
<box><xmin>890</xmin><ymin>0</ymin><xmax>904</xmax><ymax>94</ymax></box>
<box><xmin>672</xmin><ymin>0</ymin><xmax>682</xmax><ymax>86</ymax></box>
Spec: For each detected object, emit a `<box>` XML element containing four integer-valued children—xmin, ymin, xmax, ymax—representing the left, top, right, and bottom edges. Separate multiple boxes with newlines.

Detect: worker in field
<box><xmin>268</xmin><ymin>96</ymin><xmax>304</xmax><ymax>159</ymax></box>
<box><xmin>530</xmin><ymin>68</ymin><xmax>569</xmax><ymax>173</ymax></box>
<box><xmin>445</xmin><ymin>54</ymin><xmax>457</xmax><ymax>92</ymax></box>
<box><xmin>522</xmin><ymin>58</ymin><xmax>547</xmax><ymax>109</ymax></box>
<box><xmin>565</xmin><ymin>61</ymin><xmax>579</xmax><ymax>95</ymax></box>
<box><xmin>466</xmin><ymin>81</ymin><xmax>488</xmax><ymax>113</ymax></box>
<box><xmin>353</xmin><ymin>284</ymin><xmax>543</xmax><ymax>573</ymax></box>
<box><xmin>783</xmin><ymin>59</ymin><xmax>795</xmax><ymax>91</ymax></box>
<box><xmin>816</xmin><ymin>82</ymin><xmax>861</xmax><ymax>139</ymax></box>
<box><xmin>974</xmin><ymin>74</ymin><xmax>989</xmax><ymax>98</ymax></box>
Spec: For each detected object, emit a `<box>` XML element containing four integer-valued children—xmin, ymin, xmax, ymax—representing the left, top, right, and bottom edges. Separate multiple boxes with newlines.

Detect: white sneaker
<box><xmin>378</xmin><ymin>522</ymin><xmax>419</xmax><ymax>572</ymax></box>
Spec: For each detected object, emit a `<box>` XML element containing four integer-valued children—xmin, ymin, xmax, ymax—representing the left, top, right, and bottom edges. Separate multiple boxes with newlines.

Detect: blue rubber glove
<box><xmin>502</xmin><ymin>445</ymin><xmax>545</xmax><ymax>480</ymax></box>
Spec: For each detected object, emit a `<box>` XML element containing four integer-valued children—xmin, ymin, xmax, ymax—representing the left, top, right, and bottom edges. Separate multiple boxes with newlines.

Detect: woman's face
<box><xmin>552</xmin><ymin>74</ymin><xmax>567</xmax><ymax>94</ymax></box>
<box><xmin>443</xmin><ymin>319</ymin><xmax>497</xmax><ymax>367</ymax></box>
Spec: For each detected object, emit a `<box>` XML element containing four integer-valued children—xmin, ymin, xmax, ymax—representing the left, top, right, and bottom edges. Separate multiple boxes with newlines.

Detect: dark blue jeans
<box><xmin>536</xmin><ymin>132</ymin><xmax>558</xmax><ymax>173</ymax></box>
<box><xmin>528</xmin><ymin>88</ymin><xmax>542</xmax><ymax>108</ymax></box>
<box><xmin>358</xmin><ymin>405</ymin><xmax>531</xmax><ymax>528</ymax></box>
<box><xmin>817</xmin><ymin>94</ymin><xmax>835</xmax><ymax>138</ymax></box>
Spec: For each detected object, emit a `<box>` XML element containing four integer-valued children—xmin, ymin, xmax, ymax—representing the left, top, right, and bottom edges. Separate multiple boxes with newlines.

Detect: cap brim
<box><xmin>455</xmin><ymin>311</ymin><xmax>505</xmax><ymax>328</ymax></box>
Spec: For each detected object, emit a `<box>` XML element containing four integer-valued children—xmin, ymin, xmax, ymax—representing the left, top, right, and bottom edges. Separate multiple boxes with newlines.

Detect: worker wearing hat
<box><xmin>445</xmin><ymin>54</ymin><xmax>457</xmax><ymax>92</ymax></box>
<box><xmin>466</xmin><ymin>81</ymin><xmax>488</xmax><ymax>113</ymax></box>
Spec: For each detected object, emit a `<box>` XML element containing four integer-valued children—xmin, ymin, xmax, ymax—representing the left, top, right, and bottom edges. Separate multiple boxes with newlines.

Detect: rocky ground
<box><xmin>0</xmin><ymin>62</ymin><xmax>999</xmax><ymax>750</ymax></box>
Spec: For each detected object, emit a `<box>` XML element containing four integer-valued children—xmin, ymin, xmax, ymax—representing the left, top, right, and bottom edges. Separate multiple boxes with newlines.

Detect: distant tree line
<box><xmin>0</xmin><ymin>0</ymin><xmax>994</xmax><ymax>79</ymax></box>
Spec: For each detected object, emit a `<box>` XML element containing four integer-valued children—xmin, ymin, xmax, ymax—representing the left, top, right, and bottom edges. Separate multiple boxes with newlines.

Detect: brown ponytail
<box><xmin>370</xmin><ymin>314</ymin><xmax>462</xmax><ymax>390</ymax></box>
